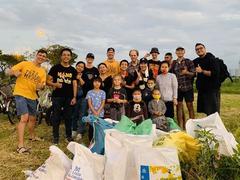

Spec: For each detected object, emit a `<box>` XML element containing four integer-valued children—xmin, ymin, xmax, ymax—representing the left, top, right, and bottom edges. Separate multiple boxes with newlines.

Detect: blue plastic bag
<box><xmin>82</xmin><ymin>115</ymin><xmax>114</xmax><ymax>154</ymax></box>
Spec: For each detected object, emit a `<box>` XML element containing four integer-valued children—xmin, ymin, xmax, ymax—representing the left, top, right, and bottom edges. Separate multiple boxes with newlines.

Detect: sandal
<box><xmin>29</xmin><ymin>137</ymin><xmax>44</xmax><ymax>141</ymax></box>
<box><xmin>17</xmin><ymin>147</ymin><xmax>30</xmax><ymax>154</ymax></box>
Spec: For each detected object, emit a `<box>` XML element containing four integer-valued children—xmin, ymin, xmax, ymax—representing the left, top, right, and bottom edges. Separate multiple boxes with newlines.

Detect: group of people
<box><xmin>8</xmin><ymin>43</ymin><xmax>221</xmax><ymax>153</ymax></box>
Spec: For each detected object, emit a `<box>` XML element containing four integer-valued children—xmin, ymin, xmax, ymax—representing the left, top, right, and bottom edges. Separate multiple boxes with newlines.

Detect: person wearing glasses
<box><xmin>193</xmin><ymin>43</ymin><xmax>220</xmax><ymax>116</ymax></box>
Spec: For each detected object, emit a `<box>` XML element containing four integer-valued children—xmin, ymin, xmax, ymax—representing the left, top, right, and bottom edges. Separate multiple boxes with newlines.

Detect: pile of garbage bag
<box><xmin>24</xmin><ymin>113</ymin><xmax>238</xmax><ymax>180</ymax></box>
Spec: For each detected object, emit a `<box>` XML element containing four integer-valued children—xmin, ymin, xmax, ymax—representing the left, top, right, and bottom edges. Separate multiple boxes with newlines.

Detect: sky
<box><xmin>0</xmin><ymin>0</ymin><xmax>240</xmax><ymax>69</ymax></box>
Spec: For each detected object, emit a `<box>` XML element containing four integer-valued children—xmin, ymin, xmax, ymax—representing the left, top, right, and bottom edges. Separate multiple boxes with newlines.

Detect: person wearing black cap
<box><xmin>135</xmin><ymin>58</ymin><xmax>153</xmax><ymax>90</ymax></box>
<box><xmin>81</xmin><ymin>53</ymin><xmax>99</xmax><ymax>118</ymax></box>
<box><xmin>171</xmin><ymin>47</ymin><xmax>195</xmax><ymax>129</ymax></box>
<box><xmin>81</xmin><ymin>53</ymin><xmax>99</xmax><ymax>141</ymax></box>
<box><xmin>145</xmin><ymin>47</ymin><xmax>161</xmax><ymax>78</ymax></box>
<box><xmin>82</xmin><ymin>53</ymin><xmax>99</xmax><ymax>96</ymax></box>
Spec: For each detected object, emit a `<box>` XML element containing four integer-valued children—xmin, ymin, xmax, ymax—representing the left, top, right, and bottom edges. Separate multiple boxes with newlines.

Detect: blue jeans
<box><xmin>72</xmin><ymin>97</ymin><xmax>88</xmax><ymax>134</ymax></box>
<box><xmin>52</xmin><ymin>97</ymin><xmax>73</xmax><ymax>141</ymax></box>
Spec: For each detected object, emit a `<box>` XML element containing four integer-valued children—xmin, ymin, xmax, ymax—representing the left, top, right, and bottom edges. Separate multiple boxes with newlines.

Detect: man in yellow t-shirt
<box><xmin>7</xmin><ymin>49</ymin><xmax>47</xmax><ymax>153</ymax></box>
<box><xmin>103</xmin><ymin>47</ymin><xmax>120</xmax><ymax>77</ymax></box>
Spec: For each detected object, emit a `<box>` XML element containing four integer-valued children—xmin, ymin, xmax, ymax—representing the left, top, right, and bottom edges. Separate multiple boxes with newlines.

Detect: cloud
<box><xmin>0</xmin><ymin>0</ymin><xmax>240</xmax><ymax>68</ymax></box>
<box><xmin>220</xmin><ymin>13</ymin><xmax>240</xmax><ymax>21</ymax></box>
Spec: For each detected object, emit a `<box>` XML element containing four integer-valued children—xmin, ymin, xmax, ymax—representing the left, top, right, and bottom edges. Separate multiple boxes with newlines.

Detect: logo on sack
<box><xmin>65</xmin><ymin>166</ymin><xmax>83</xmax><ymax>180</ymax></box>
<box><xmin>140</xmin><ymin>165</ymin><xmax>182</xmax><ymax>180</ymax></box>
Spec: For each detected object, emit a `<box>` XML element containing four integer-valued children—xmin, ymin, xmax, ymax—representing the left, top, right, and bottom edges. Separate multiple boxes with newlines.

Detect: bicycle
<box><xmin>0</xmin><ymin>84</ymin><xmax>18</xmax><ymax>124</ymax></box>
<box><xmin>36</xmin><ymin>88</ymin><xmax>53</xmax><ymax>126</ymax></box>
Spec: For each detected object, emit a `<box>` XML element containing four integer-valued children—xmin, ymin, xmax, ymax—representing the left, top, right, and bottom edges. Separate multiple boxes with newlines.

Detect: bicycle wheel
<box><xmin>7</xmin><ymin>98</ymin><xmax>18</xmax><ymax>124</ymax></box>
<box><xmin>36</xmin><ymin>103</ymin><xmax>43</xmax><ymax>125</ymax></box>
<box><xmin>45</xmin><ymin>106</ymin><xmax>53</xmax><ymax>126</ymax></box>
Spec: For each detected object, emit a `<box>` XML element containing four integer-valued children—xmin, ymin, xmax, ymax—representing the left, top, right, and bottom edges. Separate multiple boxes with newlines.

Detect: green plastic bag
<box><xmin>114</xmin><ymin>115</ymin><xmax>136</xmax><ymax>134</ymax></box>
<box><xmin>134</xmin><ymin>119</ymin><xmax>152</xmax><ymax>135</ymax></box>
<box><xmin>114</xmin><ymin>115</ymin><xmax>152</xmax><ymax>135</ymax></box>
<box><xmin>167</xmin><ymin>118</ymin><xmax>181</xmax><ymax>131</ymax></box>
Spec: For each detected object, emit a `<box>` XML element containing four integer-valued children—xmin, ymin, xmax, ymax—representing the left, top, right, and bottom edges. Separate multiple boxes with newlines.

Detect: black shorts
<box><xmin>177</xmin><ymin>89</ymin><xmax>194</xmax><ymax>102</ymax></box>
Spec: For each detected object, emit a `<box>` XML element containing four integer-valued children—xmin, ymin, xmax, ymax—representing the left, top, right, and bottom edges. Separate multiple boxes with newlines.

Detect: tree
<box><xmin>31</xmin><ymin>44</ymin><xmax>78</xmax><ymax>65</ymax></box>
<box><xmin>0</xmin><ymin>52</ymin><xmax>25</xmax><ymax>78</ymax></box>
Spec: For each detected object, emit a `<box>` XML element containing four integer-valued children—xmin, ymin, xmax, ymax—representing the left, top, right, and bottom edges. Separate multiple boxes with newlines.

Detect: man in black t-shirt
<box><xmin>47</xmin><ymin>48</ymin><xmax>77</xmax><ymax>144</ymax></box>
<box><xmin>82</xmin><ymin>53</ymin><xmax>99</xmax><ymax>96</ymax></box>
<box><xmin>193</xmin><ymin>43</ymin><xmax>220</xmax><ymax>115</ymax></box>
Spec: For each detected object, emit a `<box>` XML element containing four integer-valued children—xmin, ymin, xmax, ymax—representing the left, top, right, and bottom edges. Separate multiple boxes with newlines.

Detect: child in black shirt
<box><xmin>107</xmin><ymin>75</ymin><xmax>128</xmax><ymax>121</ymax></box>
<box><xmin>126</xmin><ymin>89</ymin><xmax>148</xmax><ymax>125</ymax></box>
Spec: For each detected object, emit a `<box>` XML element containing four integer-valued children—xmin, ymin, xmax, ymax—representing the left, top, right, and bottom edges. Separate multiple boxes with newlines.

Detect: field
<box><xmin>0</xmin><ymin>79</ymin><xmax>239</xmax><ymax>179</ymax></box>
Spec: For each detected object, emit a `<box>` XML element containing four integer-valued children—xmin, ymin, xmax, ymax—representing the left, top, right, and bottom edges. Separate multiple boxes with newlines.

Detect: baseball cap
<box><xmin>139</xmin><ymin>58</ymin><xmax>148</xmax><ymax>64</ymax></box>
<box><xmin>150</xmin><ymin>47</ymin><xmax>160</xmax><ymax>54</ymax></box>
<box><xmin>176</xmin><ymin>47</ymin><xmax>185</xmax><ymax>51</ymax></box>
<box><xmin>86</xmin><ymin>53</ymin><xmax>94</xmax><ymax>59</ymax></box>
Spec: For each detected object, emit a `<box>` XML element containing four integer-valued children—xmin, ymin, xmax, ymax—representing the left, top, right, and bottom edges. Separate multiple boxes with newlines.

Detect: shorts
<box><xmin>15</xmin><ymin>95</ymin><xmax>37</xmax><ymax>116</ymax></box>
<box><xmin>177</xmin><ymin>89</ymin><xmax>194</xmax><ymax>102</ymax></box>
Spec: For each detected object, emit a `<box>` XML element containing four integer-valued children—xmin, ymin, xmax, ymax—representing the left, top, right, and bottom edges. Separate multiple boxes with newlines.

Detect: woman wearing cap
<box><xmin>135</xmin><ymin>58</ymin><xmax>153</xmax><ymax>91</ymax></box>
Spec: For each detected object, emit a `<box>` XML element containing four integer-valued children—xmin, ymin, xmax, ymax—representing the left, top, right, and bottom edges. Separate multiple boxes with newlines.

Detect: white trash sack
<box><xmin>65</xmin><ymin>142</ymin><xmax>105</xmax><ymax>180</ymax></box>
<box><xmin>104</xmin><ymin>129</ymin><xmax>154</xmax><ymax>180</ymax></box>
<box><xmin>25</xmin><ymin>145</ymin><xmax>72</xmax><ymax>180</ymax></box>
<box><xmin>186</xmin><ymin>112</ymin><xmax>238</xmax><ymax>156</ymax></box>
<box><xmin>134</xmin><ymin>147</ymin><xmax>182</xmax><ymax>179</ymax></box>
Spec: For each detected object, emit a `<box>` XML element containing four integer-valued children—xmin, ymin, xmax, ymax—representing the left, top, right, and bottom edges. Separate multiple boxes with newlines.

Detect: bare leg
<box><xmin>18</xmin><ymin>113</ymin><xmax>29</xmax><ymax>147</ymax></box>
<box><xmin>177</xmin><ymin>102</ymin><xmax>184</xmax><ymax>129</ymax></box>
<box><xmin>186</xmin><ymin>102</ymin><xmax>195</xmax><ymax>119</ymax></box>
<box><xmin>28</xmin><ymin>115</ymin><xmax>37</xmax><ymax>139</ymax></box>
<box><xmin>182</xmin><ymin>105</ymin><xmax>186</xmax><ymax>130</ymax></box>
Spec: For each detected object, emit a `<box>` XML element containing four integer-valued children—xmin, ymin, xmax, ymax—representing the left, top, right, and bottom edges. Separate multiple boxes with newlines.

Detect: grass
<box><xmin>0</xmin><ymin>93</ymin><xmax>240</xmax><ymax>180</ymax></box>
<box><xmin>220</xmin><ymin>78</ymin><xmax>240</xmax><ymax>94</ymax></box>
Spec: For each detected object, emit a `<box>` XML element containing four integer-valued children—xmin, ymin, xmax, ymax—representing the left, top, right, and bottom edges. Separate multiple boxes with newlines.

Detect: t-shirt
<box><xmin>193</xmin><ymin>52</ymin><xmax>220</xmax><ymax>91</ymax></box>
<box><xmin>107</xmin><ymin>87</ymin><xmax>127</xmax><ymax>109</ymax></box>
<box><xmin>82</xmin><ymin>67</ymin><xmax>99</xmax><ymax>96</ymax></box>
<box><xmin>100</xmin><ymin>76</ymin><xmax>112</xmax><ymax>96</ymax></box>
<box><xmin>137</xmin><ymin>70</ymin><xmax>153</xmax><ymax>90</ymax></box>
<box><xmin>103</xmin><ymin>59</ymin><xmax>120</xmax><ymax>77</ymax></box>
<box><xmin>48</xmin><ymin>64</ymin><xmax>77</xmax><ymax>98</ymax></box>
<box><xmin>126</xmin><ymin>101</ymin><xmax>148</xmax><ymax>125</ymax></box>
<box><xmin>142</xmin><ymin>87</ymin><xmax>153</xmax><ymax>105</ymax></box>
<box><xmin>12</xmin><ymin>61</ymin><xmax>46</xmax><ymax>100</ymax></box>
<box><xmin>86</xmin><ymin>89</ymin><xmax>106</xmax><ymax>117</ymax></box>
<box><xmin>121</xmin><ymin>72</ymin><xmax>135</xmax><ymax>99</ymax></box>
<box><xmin>148</xmin><ymin>59</ymin><xmax>161</xmax><ymax>78</ymax></box>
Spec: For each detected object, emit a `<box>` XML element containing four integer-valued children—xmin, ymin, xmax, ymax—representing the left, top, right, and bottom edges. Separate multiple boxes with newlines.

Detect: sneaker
<box><xmin>75</xmin><ymin>134</ymin><xmax>82</xmax><ymax>141</ymax></box>
<box><xmin>72</xmin><ymin>131</ymin><xmax>77</xmax><ymax>138</ymax></box>
<box><xmin>65</xmin><ymin>137</ymin><xmax>74</xmax><ymax>143</ymax></box>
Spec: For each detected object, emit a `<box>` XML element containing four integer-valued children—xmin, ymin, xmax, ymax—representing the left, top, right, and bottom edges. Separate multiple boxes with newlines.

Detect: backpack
<box><xmin>216</xmin><ymin>57</ymin><xmax>233</xmax><ymax>84</ymax></box>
